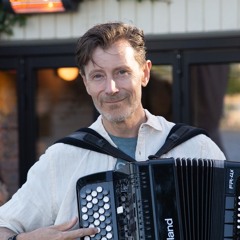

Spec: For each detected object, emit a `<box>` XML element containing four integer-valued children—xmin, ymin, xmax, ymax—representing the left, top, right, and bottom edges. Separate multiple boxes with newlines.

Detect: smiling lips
<box><xmin>105</xmin><ymin>99</ymin><xmax>125</xmax><ymax>104</ymax></box>
<box><xmin>103</xmin><ymin>95</ymin><xmax>127</xmax><ymax>104</ymax></box>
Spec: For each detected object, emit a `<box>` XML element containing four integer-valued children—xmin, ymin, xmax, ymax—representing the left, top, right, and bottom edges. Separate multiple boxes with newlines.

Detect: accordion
<box><xmin>76</xmin><ymin>158</ymin><xmax>240</xmax><ymax>240</ymax></box>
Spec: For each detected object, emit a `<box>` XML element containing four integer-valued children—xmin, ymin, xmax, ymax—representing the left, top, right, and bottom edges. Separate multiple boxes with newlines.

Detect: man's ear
<box><xmin>142</xmin><ymin>60</ymin><xmax>152</xmax><ymax>87</ymax></box>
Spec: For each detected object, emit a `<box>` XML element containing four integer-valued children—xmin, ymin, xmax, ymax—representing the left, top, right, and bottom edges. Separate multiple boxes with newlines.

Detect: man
<box><xmin>0</xmin><ymin>22</ymin><xmax>225</xmax><ymax>240</ymax></box>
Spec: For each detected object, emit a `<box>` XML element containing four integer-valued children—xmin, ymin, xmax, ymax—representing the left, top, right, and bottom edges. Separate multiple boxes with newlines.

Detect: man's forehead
<box><xmin>84</xmin><ymin>40</ymin><xmax>137</xmax><ymax>72</ymax></box>
<box><xmin>93</xmin><ymin>40</ymin><xmax>134</xmax><ymax>57</ymax></box>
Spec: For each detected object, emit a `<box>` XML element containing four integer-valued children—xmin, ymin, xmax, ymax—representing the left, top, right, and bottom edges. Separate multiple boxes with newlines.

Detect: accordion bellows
<box><xmin>76</xmin><ymin>158</ymin><xmax>240</xmax><ymax>240</ymax></box>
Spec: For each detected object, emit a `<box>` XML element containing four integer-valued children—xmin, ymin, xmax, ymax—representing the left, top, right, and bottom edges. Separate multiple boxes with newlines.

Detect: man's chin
<box><xmin>101</xmin><ymin>110</ymin><xmax>130</xmax><ymax>123</ymax></box>
<box><xmin>102</xmin><ymin>113</ymin><xmax>127</xmax><ymax>123</ymax></box>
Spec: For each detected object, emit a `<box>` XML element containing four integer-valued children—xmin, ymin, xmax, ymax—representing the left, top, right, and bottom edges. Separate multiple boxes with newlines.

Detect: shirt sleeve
<box><xmin>200</xmin><ymin>134</ymin><xmax>226</xmax><ymax>160</ymax></box>
<box><xmin>0</xmin><ymin>149</ymin><xmax>56</xmax><ymax>233</ymax></box>
<box><xmin>163</xmin><ymin>133</ymin><xmax>226</xmax><ymax>161</ymax></box>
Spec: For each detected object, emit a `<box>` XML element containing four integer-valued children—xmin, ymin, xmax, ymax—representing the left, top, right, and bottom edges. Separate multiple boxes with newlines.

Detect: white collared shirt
<box><xmin>0</xmin><ymin>110</ymin><xmax>225</xmax><ymax>233</ymax></box>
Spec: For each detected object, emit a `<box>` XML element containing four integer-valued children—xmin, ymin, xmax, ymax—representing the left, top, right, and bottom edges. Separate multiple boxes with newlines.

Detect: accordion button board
<box><xmin>79</xmin><ymin>182</ymin><xmax>115</xmax><ymax>239</ymax></box>
<box><xmin>76</xmin><ymin>158</ymin><xmax>240</xmax><ymax>240</ymax></box>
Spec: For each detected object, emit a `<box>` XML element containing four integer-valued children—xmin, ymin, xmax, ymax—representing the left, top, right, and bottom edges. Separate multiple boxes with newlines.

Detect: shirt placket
<box><xmin>135</xmin><ymin>126</ymin><xmax>147</xmax><ymax>161</ymax></box>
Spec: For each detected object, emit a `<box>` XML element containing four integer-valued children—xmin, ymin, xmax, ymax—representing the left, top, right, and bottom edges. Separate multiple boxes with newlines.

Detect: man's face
<box><xmin>82</xmin><ymin>39</ymin><xmax>151</xmax><ymax>123</ymax></box>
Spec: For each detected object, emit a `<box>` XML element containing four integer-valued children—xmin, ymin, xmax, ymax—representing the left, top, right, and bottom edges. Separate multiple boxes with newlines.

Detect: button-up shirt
<box><xmin>0</xmin><ymin>110</ymin><xmax>225</xmax><ymax>233</ymax></box>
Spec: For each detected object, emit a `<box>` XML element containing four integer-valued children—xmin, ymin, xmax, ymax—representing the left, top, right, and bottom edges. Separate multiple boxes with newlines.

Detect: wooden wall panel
<box><xmin>25</xmin><ymin>16</ymin><xmax>40</xmax><ymax>39</ymax></box>
<box><xmin>56</xmin><ymin>14</ymin><xmax>73</xmax><ymax>38</ymax></box>
<box><xmin>72</xmin><ymin>3</ymin><xmax>89</xmax><ymax>38</ymax></box>
<box><xmin>204</xmin><ymin>0</ymin><xmax>221</xmax><ymax>31</ymax></box>
<box><xmin>136</xmin><ymin>1</ymin><xmax>152</xmax><ymax>34</ymax></box>
<box><xmin>119</xmin><ymin>0</ymin><xmax>136</xmax><ymax>24</ymax></box>
<box><xmin>40</xmin><ymin>15</ymin><xmax>56</xmax><ymax>39</ymax></box>
<box><xmin>87</xmin><ymin>0</ymin><xmax>103</xmax><ymax>27</ymax></box>
<box><xmin>152</xmin><ymin>1</ymin><xmax>170</xmax><ymax>34</ymax></box>
<box><xmin>8</xmin><ymin>20</ymin><xmax>25</xmax><ymax>40</ymax></box>
<box><xmin>102</xmin><ymin>0</ymin><xmax>119</xmax><ymax>23</ymax></box>
<box><xmin>221</xmin><ymin>0</ymin><xmax>238</xmax><ymax>30</ymax></box>
<box><xmin>187</xmin><ymin>0</ymin><xmax>203</xmax><ymax>32</ymax></box>
<box><xmin>169</xmin><ymin>0</ymin><xmax>187</xmax><ymax>33</ymax></box>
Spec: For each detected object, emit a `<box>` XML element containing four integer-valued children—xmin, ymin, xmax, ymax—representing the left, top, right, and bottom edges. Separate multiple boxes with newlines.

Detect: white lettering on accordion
<box><xmin>164</xmin><ymin>218</ymin><xmax>174</xmax><ymax>239</ymax></box>
<box><xmin>229</xmin><ymin>169</ymin><xmax>234</xmax><ymax>190</ymax></box>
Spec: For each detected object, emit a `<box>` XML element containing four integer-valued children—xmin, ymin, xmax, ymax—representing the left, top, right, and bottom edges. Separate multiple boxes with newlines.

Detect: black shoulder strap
<box><xmin>55</xmin><ymin>128</ymin><xmax>136</xmax><ymax>163</ymax></box>
<box><xmin>148</xmin><ymin>123</ymin><xmax>208</xmax><ymax>159</ymax></box>
<box><xmin>55</xmin><ymin>124</ymin><xmax>207</xmax><ymax>162</ymax></box>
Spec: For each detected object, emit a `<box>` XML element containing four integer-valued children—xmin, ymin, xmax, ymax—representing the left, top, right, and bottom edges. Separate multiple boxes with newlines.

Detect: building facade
<box><xmin>2</xmin><ymin>0</ymin><xmax>240</xmax><ymax>40</ymax></box>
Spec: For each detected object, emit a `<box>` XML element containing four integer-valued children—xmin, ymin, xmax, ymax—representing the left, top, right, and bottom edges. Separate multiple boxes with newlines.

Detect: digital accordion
<box><xmin>76</xmin><ymin>158</ymin><xmax>240</xmax><ymax>240</ymax></box>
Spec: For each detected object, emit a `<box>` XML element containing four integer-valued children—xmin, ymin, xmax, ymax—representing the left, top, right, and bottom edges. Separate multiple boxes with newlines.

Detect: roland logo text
<box><xmin>165</xmin><ymin>218</ymin><xmax>175</xmax><ymax>240</ymax></box>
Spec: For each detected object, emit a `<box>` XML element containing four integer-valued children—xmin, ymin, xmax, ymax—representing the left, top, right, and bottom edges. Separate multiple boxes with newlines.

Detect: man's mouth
<box><xmin>104</xmin><ymin>97</ymin><xmax>126</xmax><ymax>104</ymax></box>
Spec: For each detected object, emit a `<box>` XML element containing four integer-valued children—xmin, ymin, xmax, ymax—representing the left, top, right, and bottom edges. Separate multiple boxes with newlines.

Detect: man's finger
<box><xmin>63</xmin><ymin>227</ymin><xmax>99</xmax><ymax>239</ymax></box>
<box><xmin>52</xmin><ymin>217</ymin><xmax>78</xmax><ymax>231</ymax></box>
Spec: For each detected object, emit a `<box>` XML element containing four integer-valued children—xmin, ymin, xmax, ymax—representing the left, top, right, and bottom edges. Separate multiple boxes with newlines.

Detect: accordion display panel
<box><xmin>76</xmin><ymin>158</ymin><xmax>240</xmax><ymax>240</ymax></box>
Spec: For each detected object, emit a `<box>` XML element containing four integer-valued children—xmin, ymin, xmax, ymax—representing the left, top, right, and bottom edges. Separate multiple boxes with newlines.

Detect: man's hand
<box><xmin>17</xmin><ymin>217</ymin><xmax>98</xmax><ymax>240</ymax></box>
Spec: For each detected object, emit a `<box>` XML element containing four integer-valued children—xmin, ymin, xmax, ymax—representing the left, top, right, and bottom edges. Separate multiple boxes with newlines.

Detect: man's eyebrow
<box><xmin>113</xmin><ymin>65</ymin><xmax>131</xmax><ymax>71</ymax></box>
<box><xmin>88</xmin><ymin>69</ymin><xmax>104</xmax><ymax>76</ymax></box>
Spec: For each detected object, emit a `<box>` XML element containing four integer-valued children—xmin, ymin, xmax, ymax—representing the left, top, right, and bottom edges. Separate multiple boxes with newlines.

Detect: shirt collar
<box><xmin>141</xmin><ymin>109</ymin><xmax>163</xmax><ymax>132</ymax></box>
<box><xmin>89</xmin><ymin>115</ymin><xmax>114</xmax><ymax>142</ymax></box>
<box><xmin>90</xmin><ymin>109</ymin><xmax>163</xmax><ymax>137</ymax></box>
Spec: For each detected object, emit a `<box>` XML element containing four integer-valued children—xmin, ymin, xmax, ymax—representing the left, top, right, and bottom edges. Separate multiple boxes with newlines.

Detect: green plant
<box><xmin>0</xmin><ymin>2</ymin><xmax>27</xmax><ymax>36</ymax></box>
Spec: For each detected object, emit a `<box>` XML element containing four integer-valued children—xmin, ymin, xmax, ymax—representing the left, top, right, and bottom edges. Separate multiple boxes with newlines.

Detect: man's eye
<box><xmin>115</xmin><ymin>70</ymin><xmax>129</xmax><ymax>79</ymax></box>
<box><xmin>119</xmin><ymin>70</ymin><xmax>127</xmax><ymax>75</ymax></box>
<box><xmin>92</xmin><ymin>74</ymin><xmax>104</xmax><ymax>80</ymax></box>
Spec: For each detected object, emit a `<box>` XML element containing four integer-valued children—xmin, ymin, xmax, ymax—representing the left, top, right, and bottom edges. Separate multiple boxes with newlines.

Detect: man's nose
<box><xmin>105</xmin><ymin>78</ymin><xmax>119</xmax><ymax>95</ymax></box>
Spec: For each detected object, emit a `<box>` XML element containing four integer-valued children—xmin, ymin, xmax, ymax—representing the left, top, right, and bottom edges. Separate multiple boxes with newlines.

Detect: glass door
<box><xmin>0</xmin><ymin>66</ymin><xmax>19</xmax><ymax>196</ymax></box>
<box><xmin>184</xmin><ymin>50</ymin><xmax>240</xmax><ymax>161</ymax></box>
